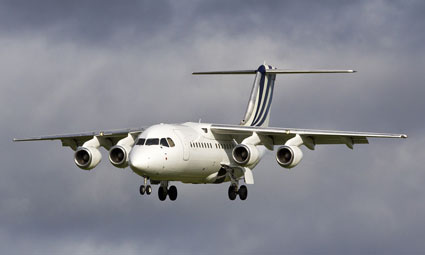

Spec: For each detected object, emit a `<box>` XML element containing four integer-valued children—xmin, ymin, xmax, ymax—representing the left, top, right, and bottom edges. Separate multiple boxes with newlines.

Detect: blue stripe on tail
<box><xmin>252</xmin><ymin>75</ymin><xmax>272</xmax><ymax>126</ymax></box>
<box><xmin>255</xmin><ymin>75</ymin><xmax>275</xmax><ymax>126</ymax></box>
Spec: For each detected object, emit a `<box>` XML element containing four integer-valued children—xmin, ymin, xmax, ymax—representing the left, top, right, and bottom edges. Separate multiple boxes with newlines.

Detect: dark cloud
<box><xmin>0</xmin><ymin>0</ymin><xmax>174</xmax><ymax>44</ymax></box>
<box><xmin>1</xmin><ymin>0</ymin><xmax>425</xmax><ymax>254</ymax></box>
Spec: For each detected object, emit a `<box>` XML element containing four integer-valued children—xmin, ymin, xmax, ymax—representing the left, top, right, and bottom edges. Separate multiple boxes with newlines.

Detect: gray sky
<box><xmin>1</xmin><ymin>0</ymin><xmax>425</xmax><ymax>254</ymax></box>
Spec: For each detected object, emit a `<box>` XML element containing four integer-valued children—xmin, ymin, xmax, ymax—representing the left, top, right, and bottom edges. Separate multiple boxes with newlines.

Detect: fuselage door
<box><xmin>173</xmin><ymin>129</ymin><xmax>190</xmax><ymax>161</ymax></box>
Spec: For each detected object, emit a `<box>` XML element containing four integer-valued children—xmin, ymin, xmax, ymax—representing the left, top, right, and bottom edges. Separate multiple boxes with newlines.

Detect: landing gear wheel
<box><xmin>168</xmin><ymin>186</ymin><xmax>178</xmax><ymax>201</ymax></box>
<box><xmin>228</xmin><ymin>185</ymin><xmax>238</xmax><ymax>200</ymax></box>
<box><xmin>146</xmin><ymin>185</ymin><xmax>152</xmax><ymax>195</ymax></box>
<box><xmin>139</xmin><ymin>185</ymin><xmax>146</xmax><ymax>195</ymax></box>
<box><xmin>238</xmin><ymin>185</ymin><xmax>248</xmax><ymax>200</ymax></box>
<box><xmin>158</xmin><ymin>186</ymin><xmax>167</xmax><ymax>201</ymax></box>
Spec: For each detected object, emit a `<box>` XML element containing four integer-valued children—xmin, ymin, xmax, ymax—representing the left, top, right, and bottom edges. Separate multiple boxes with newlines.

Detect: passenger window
<box><xmin>160</xmin><ymin>138</ymin><xmax>169</xmax><ymax>147</ymax></box>
<box><xmin>136</xmin><ymin>138</ymin><xmax>145</xmax><ymax>145</ymax></box>
<box><xmin>167</xmin><ymin>138</ymin><xmax>175</xmax><ymax>147</ymax></box>
<box><xmin>146</xmin><ymin>138</ymin><xmax>159</xmax><ymax>146</ymax></box>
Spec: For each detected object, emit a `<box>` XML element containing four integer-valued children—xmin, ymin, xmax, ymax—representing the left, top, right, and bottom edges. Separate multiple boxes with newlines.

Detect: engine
<box><xmin>108</xmin><ymin>134</ymin><xmax>135</xmax><ymax>168</ymax></box>
<box><xmin>276</xmin><ymin>145</ymin><xmax>303</xmax><ymax>169</ymax></box>
<box><xmin>108</xmin><ymin>144</ymin><xmax>131</xmax><ymax>168</ymax></box>
<box><xmin>74</xmin><ymin>146</ymin><xmax>102</xmax><ymax>170</ymax></box>
<box><xmin>232</xmin><ymin>144</ymin><xmax>261</xmax><ymax>166</ymax></box>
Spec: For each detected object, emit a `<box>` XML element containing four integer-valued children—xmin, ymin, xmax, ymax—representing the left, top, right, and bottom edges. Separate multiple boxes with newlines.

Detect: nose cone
<box><xmin>129</xmin><ymin>149</ymin><xmax>148</xmax><ymax>171</ymax></box>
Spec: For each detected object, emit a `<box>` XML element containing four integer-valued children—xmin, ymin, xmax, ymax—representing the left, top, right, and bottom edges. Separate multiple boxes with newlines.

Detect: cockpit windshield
<box><xmin>160</xmin><ymin>138</ymin><xmax>169</xmax><ymax>147</ymax></box>
<box><xmin>145</xmin><ymin>138</ymin><xmax>159</xmax><ymax>146</ymax></box>
<box><xmin>136</xmin><ymin>138</ymin><xmax>145</xmax><ymax>145</ymax></box>
<box><xmin>136</xmin><ymin>137</ymin><xmax>175</xmax><ymax>147</ymax></box>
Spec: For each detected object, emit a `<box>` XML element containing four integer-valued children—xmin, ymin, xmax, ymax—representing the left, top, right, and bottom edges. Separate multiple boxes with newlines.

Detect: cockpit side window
<box><xmin>136</xmin><ymin>138</ymin><xmax>145</xmax><ymax>145</ymax></box>
<box><xmin>145</xmin><ymin>138</ymin><xmax>159</xmax><ymax>146</ymax></box>
<box><xmin>167</xmin><ymin>138</ymin><xmax>175</xmax><ymax>147</ymax></box>
<box><xmin>160</xmin><ymin>138</ymin><xmax>169</xmax><ymax>147</ymax></box>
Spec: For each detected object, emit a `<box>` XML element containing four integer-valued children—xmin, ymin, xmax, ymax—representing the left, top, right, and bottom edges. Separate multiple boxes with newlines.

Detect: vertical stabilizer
<box><xmin>240</xmin><ymin>64</ymin><xmax>276</xmax><ymax>127</ymax></box>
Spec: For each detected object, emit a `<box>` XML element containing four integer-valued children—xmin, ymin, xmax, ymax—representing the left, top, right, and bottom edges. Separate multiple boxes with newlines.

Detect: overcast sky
<box><xmin>1</xmin><ymin>0</ymin><xmax>425</xmax><ymax>254</ymax></box>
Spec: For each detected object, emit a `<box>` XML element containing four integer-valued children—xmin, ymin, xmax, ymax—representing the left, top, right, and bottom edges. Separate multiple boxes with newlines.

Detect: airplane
<box><xmin>13</xmin><ymin>63</ymin><xmax>407</xmax><ymax>201</ymax></box>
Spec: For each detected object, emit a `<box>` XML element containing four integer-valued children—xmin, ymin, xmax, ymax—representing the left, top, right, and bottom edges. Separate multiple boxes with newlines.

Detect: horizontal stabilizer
<box><xmin>193</xmin><ymin>69</ymin><xmax>356</xmax><ymax>75</ymax></box>
<box><xmin>192</xmin><ymin>70</ymin><xmax>256</xmax><ymax>75</ymax></box>
<box><xmin>266</xmin><ymin>69</ymin><xmax>356</xmax><ymax>74</ymax></box>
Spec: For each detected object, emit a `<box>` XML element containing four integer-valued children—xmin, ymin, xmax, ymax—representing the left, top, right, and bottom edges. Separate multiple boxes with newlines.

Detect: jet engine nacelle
<box><xmin>109</xmin><ymin>144</ymin><xmax>131</xmax><ymax>168</ymax></box>
<box><xmin>74</xmin><ymin>146</ymin><xmax>102</xmax><ymax>170</ymax></box>
<box><xmin>276</xmin><ymin>145</ymin><xmax>303</xmax><ymax>169</ymax></box>
<box><xmin>232</xmin><ymin>144</ymin><xmax>260</xmax><ymax>166</ymax></box>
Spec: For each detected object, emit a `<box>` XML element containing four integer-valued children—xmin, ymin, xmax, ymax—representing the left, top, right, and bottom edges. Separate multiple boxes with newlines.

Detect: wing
<box><xmin>13</xmin><ymin>128</ymin><xmax>144</xmax><ymax>150</ymax></box>
<box><xmin>210</xmin><ymin>124</ymin><xmax>407</xmax><ymax>150</ymax></box>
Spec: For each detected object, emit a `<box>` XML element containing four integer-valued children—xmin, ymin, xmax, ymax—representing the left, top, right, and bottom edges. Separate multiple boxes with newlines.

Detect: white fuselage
<box><xmin>128</xmin><ymin>122</ymin><xmax>263</xmax><ymax>184</ymax></box>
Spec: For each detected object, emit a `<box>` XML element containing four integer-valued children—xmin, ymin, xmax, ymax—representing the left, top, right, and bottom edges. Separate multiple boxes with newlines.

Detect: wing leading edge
<box><xmin>13</xmin><ymin>128</ymin><xmax>144</xmax><ymax>150</ymax></box>
<box><xmin>210</xmin><ymin>124</ymin><xmax>407</xmax><ymax>149</ymax></box>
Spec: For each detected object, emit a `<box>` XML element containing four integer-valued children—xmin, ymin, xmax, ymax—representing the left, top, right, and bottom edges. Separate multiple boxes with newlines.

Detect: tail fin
<box><xmin>241</xmin><ymin>64</ymin><xmax>276</xmax><ymax>127</ymax></box>
<box><xmin>193</xmin><ymin>64</ymin><xmax>356</xmax><ymax>127</ymax></box>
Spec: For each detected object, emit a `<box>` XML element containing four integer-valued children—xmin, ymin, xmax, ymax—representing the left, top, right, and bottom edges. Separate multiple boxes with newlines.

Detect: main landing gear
<box><xmin>158</xmin><ymin>181</ymin><xmax>177</xmax><ymax>201</ymax></box>
<box><xmin>228</xmin><ymin>184</ymin><xmax>248</xmax><ymax>200</ymax></box>
<box><xmin>225</xmin><ymin>166</ymin><xmax>248</xmax><ymax>201</ymax></box>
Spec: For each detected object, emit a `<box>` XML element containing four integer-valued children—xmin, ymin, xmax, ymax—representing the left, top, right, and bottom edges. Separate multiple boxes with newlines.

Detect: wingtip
<box><xmin>401</xmin><ymin>134</ymin><xmax>408</xmax><ymax>138</ymax></box>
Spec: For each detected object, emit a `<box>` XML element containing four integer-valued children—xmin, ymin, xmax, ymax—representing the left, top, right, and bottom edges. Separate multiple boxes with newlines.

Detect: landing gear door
<box><xmin>173</xmin><ymin>129</ymin><xmax>190</xmax><ymax>161</ymax></box>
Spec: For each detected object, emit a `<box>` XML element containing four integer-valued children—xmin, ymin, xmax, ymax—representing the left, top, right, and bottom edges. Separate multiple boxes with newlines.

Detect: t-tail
<box><xmin>193</xmin><ymin>63</ymin><xmax>356</xmax><ymax>127</ymax></box>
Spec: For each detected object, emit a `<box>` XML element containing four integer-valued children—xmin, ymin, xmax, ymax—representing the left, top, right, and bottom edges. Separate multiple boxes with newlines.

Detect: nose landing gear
<box><xmin>139</xmin><ymin>177</ymin><xmax>152</xmax><ymax>196</ymax></box>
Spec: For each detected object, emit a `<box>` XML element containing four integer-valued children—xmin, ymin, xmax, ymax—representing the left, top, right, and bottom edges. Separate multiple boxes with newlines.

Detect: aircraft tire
<box><xmin>139</xmin><ymin>185</ymin><xmax>146</xmax><ymax>195</ymax></box>
<box><xmin>146</xmin><ymin>185</ymin><xmax>152</xmax><ymax>195</ymax></box>
<box><xmin>228</xmin><ymin>185</ymin><xmax>237</xmax><ymax>200</ymax></box>
<box><xmin>168</xmin><ymin>186</ymin><xmax>178</xmax><ymax>201</ymax></box>
<box><xmin>238</xmin><ymin>185</ymin><xmax>248</xmax><ymax>200</ymax></box>
<box><xmin>158</xmin><ymin>186</ymin><xmax>167</xmax><ymax>201</ymax></box>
